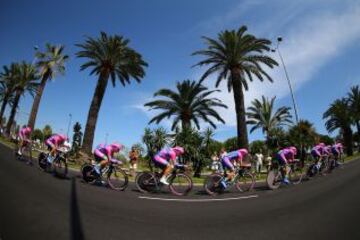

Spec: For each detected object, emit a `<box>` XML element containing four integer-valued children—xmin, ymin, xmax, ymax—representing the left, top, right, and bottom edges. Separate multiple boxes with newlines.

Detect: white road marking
<box><xmin>138</xmin><ymin>195</ymin><xmax>258</xmax><ymax>202</ymax></box>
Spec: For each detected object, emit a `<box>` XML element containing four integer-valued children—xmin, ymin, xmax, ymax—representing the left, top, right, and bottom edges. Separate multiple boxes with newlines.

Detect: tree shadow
<box><xmin>70</xmin><ymin>178</ymin><xmax>85</xmax><ymax>240</ymax></box>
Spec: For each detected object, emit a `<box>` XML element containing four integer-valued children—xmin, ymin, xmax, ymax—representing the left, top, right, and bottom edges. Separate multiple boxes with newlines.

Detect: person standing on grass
<box><xmin>129</xmin><ymin>146</ymin><xmax>139</xmax><ymax>177</ymax></box>
<box><xmin>254</xmin><ymin>150</ymin><xmax>264</xmax><ymax>177</ymax></box>
<box><xmin>211</xmin><ymin>151</ymin><xmax>220</xmax><ymax>173</ymax></box>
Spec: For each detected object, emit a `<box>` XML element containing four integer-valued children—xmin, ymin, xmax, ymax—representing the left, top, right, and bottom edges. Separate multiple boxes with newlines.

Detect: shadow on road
<box><xmin>70</xmin><ymin>178</ymin><xmax>85</xmax><ymax>240</ymax></box>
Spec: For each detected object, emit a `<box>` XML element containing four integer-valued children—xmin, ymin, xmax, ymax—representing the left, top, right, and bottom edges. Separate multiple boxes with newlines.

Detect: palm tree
<box><xmin>348</xmin><ymin>85</ymin><xmax>360</xmax><ymax>151</ymax></box>
<box><xmin>27</xmin><ymin>44</ymin><xmax>69</xmax><ymax>129</ymax></box>
<box><xmin>246</xmin><ymin>96</ymin><xmax>292</xmax><ymax>140</ymax></box>
<box><xmin>323</xmin><ymin>98</ymin><xmax>353</xmax><ymax>156</ymax></box>
<box><xmin>193</xmin><ymin>25</ymin><xmax>278</xmax><ymax>148</ymax></box>
<box><xmin>0</xmin><ymin>64</ymin><xmax>16</xmax><ymax>127</ymax></box>
<box><xmin>173</xmin><ymin>126</ymin><xmax>204</xmax><ymax>176</ymax></box>
<box><xmin>76</xmin><ymin>32</ymin><xmax>148</xmax><ymax>154</ymax></box>
<box><xmin>142</xmin><ymin>127</ymin><xmax>170</xmax><ymax>170</ymax></box>
<box><xmin>5</xmin><ymin>62</ymin><xmax>39</xmax><ymax>135</ymax></box>
<box><xmin>144</xmin><ymin>80</ymin><xmax>227</xmax><ymax>130</ymax></box>
<box><xmin>287</xmin><ymin>119</ymin><xmax>318</xmax><ymax>162</ymax></box>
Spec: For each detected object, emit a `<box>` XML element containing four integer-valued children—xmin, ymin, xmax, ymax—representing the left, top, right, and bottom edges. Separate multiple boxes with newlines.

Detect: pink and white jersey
<box><xmin>278</xmin><ymin>148</ymin><xmax>295</xmax><ymax>163</ymax></box>
<box><xmin>46</xmin><ymin>134</ymin><xmax>66</xmax><ymax>147</ymax></box>
<box><xmin>19</xmin><ymin>127</ymin><xmax>31</xmax><ymax>140</ymax></box>
<box><xmin>312</xmin><ymin>145</ymin><xmax>326</xmax><ymax>155</ymax></box>
<box><xmin>94</xmin><ymin>144</ymin><xmax>117</xmax><ymax>159</ymax></box>
<box><xmin>156</xmin><ymin>147</ymin><xmax>177</xmax><ymax>161</ymax></box>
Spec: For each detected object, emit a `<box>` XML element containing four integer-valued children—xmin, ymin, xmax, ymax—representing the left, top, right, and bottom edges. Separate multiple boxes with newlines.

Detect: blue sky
<box><xmin>1</xmin><ymin>0</ymin><xmax>360</xmax><ymax>149</ymax></box>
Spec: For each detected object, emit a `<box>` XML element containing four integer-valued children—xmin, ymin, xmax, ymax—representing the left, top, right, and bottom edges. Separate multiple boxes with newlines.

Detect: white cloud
<box><xmin>196</xmin><ymin>3</ymin><xmax>360</xmax><ymax>127</ymax></box>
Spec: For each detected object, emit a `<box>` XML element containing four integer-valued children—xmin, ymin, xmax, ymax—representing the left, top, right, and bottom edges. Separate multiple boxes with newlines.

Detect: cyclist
<box><xmin>220</xmin><ymin>148</ymin><xmax>248</xmax><ymax>188</ymax></box>
<box><xmin>153</xmin><ymin>146</ymin><xmax>185</xmax><ymax>185</ymax></box>
<box><xmin>276</xmin><ymin>146</ymin><xmax>297</xmax><ymax>184</ymax></box>
<box><xmin>17</xmin><ymin>125</ymin><xmax>32</xmax><ymax>156</ymax></box>
<box><xmin>311</xmin><ymin>143</ymin><xmax>326</xmax><ymax>170</ymax></box>
<box><xmin>331</xmin><ymin>141</ymin><xmax>343</xmax><ymax>166</ymax></box>
<box><xmin>93</xmin><ymin>142</ymin><xmax>124</xmax><ymax>176</ymax></box>
<box><xmin>45</xmin><ymin>134</ymin><xmax>69</xmax><ymax>163</ymax></box>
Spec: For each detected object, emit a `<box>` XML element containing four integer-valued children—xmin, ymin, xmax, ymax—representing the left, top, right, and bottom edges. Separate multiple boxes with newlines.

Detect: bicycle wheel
<box><xmin>81</xmin><ymin>164</ymin><xmax>97</xmax><ymax>184</ymax></box>
<box><xmin>53</xmin><ymin>157</ymin><xmax>68</xmax><ymax>178</ymax></box>
<box><xmin>289</xmin><ymin>162</ymin><xmax>304</xmax><ymax>185</ymax></box>
<box><xmin>266</xmin><ymin>169</ymin><xmax>282</xmax><ymax>190</ymax></box>
<box><xmin>135</xmin><ymin>172</ymin><xmax>159</xmax><ymax>193</ymax></box>
<box><xmin>107</xmin><ymin>167</ymin><xmax>128</xmax><ymax>191</ymax></box>
<box><xmin>235</xmin><ymin>171</ymin><xmax>255</xmax><ymax>192</ymax></box>
<box><xmin>168</xmin><ymin>173</ymin><xmax>193</xmax><ymax>196</ymax></box>
<box><xmin>38</xmin><ymin>152</ymin><xmax>48</xmax><ymax>171</ymax></box>
<box><xmin>204</xmin><ymin>174</ymin><xmax>224</xmax><ymax>196</ymax></box>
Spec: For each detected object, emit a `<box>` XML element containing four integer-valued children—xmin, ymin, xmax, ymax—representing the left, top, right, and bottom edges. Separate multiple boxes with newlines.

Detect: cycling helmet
<box><xmin>59</xmin><ymin>134</ymin><xmax>67</xmax><ymax>141</ymax></box>
<box><xmin>110</xmin><ymin>142</ymin><xmax>123</xmax><ymax>152</ymax></box>
<box><xmin>318</xmin><ymin>142</ymin><xmax>325</xmax><ymax>147</ymax></box>
<box><xmin>173</xmin><ymin>146</ymin><xmax>184</xmax><ymax>155</ymax></box>
<box><xmin>289</xmin><ymin>146</ymin><xmax>297</xmax><ymax>155</ymax></box>
<box><xmin>239</xmin><ymin>148</ymin><xmax>248</xmax><ymax>156</ymax></box>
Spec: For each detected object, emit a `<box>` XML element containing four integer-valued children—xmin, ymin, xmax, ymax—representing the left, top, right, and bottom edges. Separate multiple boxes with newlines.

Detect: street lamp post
<box><xmin>272</xmin><ymin>37</ymin><xmax>304</xmax><ymax>163</ymax></box>
<box><xmin>273</xmin><ymin>37</ymin><xmax>300</xmax><ymax>124</ymax></box>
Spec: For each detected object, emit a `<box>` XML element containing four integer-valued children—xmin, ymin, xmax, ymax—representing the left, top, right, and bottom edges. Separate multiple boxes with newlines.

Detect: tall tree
<box><xmin>323</xmin><ymin>98</ymin><xmax>353</xmax><ymax>156</ymax></box>
<box><xmin>0</xmin><ymin>64</ymin><xmax>17</xmax><ymax>127</ymax></box>
<box><xmin>287</xmin><ymin>119</ymin><xmax>318</xmax><ymax>162</ymax></box>
<box><xmin>27</xmin><ymin>44</ymin><xmax>69</xmax><ymax>129</ymax></box>
<box><xmin>6</xmin><ymin>62</ymin><xmax>39</xmax><ymax>135</ymax></box>
<box><xmin>246</xmin><ymin>96</ymin><xmax>292</xmax><ymax>140</ymax></box>
<box><xmin>287</xmin><ymin>120</ymin><xmax>317</xmax><ymax>149</ymax></box>
<box><xmin>348</xmin><ymin>85</ymin><xmax>360</xmax><ymax>151</ymax></box>
<box><xmin>193</xmin><ymin>26</ymin><xmax>278</xmax><ymax>148</ymax></box>
<box><xmin>142</xmin><ymin>127</ymin><xmax>170</xmax><ymax>170</ymax></box>
<box><xmin>145</xmin><ymin>80</ymin><xmax>227</xmax><ymax>130</ymax></box>
<box><xmin>76</xmin><ymin>32</ymin><xmax>148</xmax><ymax>154</ymax></box>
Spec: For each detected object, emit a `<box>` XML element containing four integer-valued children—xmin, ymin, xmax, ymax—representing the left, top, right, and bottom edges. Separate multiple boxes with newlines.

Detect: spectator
<box><xmin>254</xmin><ymin>150</ymin><xmax>264</xmax><ymax>177</ymax></box>
<box><xmin>266</xmin><ymin>156</ymin><xmax>272</xmax><ymax>172</ymax></box>
<box><xmin>210</xmin><ymin>151</ymin><xmax>220</xmax><ymax>173</ymax></box>
<box><xmin>128</xmin><ymin>146</ymin><xmax>139</xmax><ymax>177</ymax></box>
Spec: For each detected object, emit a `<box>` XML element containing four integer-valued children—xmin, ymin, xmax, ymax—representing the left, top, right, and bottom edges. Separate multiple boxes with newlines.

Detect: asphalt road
<box><xmin>0</xmin><ymin>143</ymin><xmax>360</xmax><ymax>240</ymax></box>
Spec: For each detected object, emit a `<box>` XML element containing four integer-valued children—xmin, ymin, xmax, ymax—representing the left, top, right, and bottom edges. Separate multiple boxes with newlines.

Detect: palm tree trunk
<box><xmin>27</xmin><ymin>74</ymin><xmax>48</xmax><ymax>129</ymax></box>
<box><xmin>231</xmin><ymin>69</ymin><xmax>249</xmax><ymax>149</ymax></box>
<box><xmin>6</xmin><ymin>90</ymin><xmax>21</xmax><ymax>135</ymax></box>
<box><xmin>0</xmin><ymin>96</ymin><xmax>9</xmax><ymax>127</ymax></box>
<box><xmin>82</xmin><ymin>71</ymin><xmax>109</xmax><ymax>154</ymax></box>
<box><xmin>343</xmin><ymin>127</ymin><xmax>353</xmax><ymax>156</ymax></box>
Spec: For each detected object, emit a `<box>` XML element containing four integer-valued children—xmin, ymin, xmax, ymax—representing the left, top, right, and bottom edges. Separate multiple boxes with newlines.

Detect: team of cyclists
<box><xmin>16</xmin><ymin>125</ymin><xmax>344</xmax><ymax>188</ymax></box>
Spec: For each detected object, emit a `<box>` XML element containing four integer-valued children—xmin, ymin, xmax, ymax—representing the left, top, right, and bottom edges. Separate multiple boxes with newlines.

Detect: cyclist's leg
<box><xmin>276</xmin><ymin>154</ymin><xmax>289</xmax><ymax>183</ymax></box>
<box><xmin>221</xmin><ymin>157</ymin><xmax>235</xmax><ymax>182</ymax></box>
<box><xmin>93</xmin><ymin>151</ymin><xmax>107</xmax><ymax>175</ymax></box>
<box><xmin>45</xmin><ymin>140</ymin><xmax>56</xmax><ymax>163</ymax></box>
<box><xmin>17</xmin><ymin>136</ymin><xmax>24</xmax><ymax>155</ymax></box>
<box><xmin>154</xmin><ymin>155</ymin><xmax>172</xmax><ymax>184</ymax></box>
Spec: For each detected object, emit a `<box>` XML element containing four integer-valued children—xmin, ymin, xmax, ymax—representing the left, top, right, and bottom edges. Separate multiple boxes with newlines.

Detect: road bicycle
<box><xmin>81</xmin><ymin>160</ymin><xmax>128</xmax><ymax>191</ymax></box>
<box><xmin>38</xmin><ymin>147</ymin><xmax>69</xmax><ymax>178</ymax></box>
<box><xmin>267</xmin><ymin>159</ymin><xmax>304</xmax><ymax>190</ymax></box>
<box><xmin>306</xmin><ymin>155</ymin><xmax>331</xmax><ymax>178</ymax></box>
<box><xmin>14</xmin><ymin>140</ymin><xmax>33</xmax><ymax>165</ymax></box>
<box><xmin>204</xmin><ymin>163</ymin><xmax>255</xmax><ymax>195</ymax></box>
<box><xmin>135</xmin><ymin>164</ymin><xmax>193</xmax><ymax>196</ymax></box>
